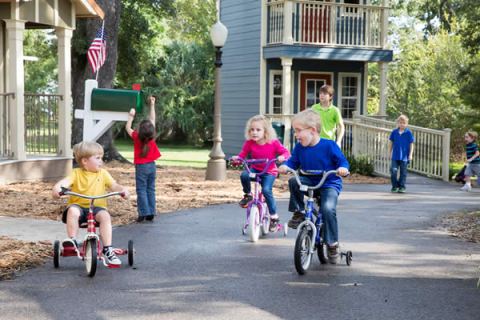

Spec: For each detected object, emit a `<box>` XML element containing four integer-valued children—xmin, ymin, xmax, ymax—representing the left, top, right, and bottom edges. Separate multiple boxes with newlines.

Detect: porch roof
<box><xmin>263</xmin><ymin>45</ymin><xmax>393</xmax><ymax>62</ymax></box>
<box><xmin>74</xmin><ymin>0</ymin><xmax>104</xmax><ymax>19</ymax></box>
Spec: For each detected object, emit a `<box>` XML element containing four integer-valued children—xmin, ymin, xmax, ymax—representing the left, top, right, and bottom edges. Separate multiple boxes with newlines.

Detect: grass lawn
<box><xmin>114</xmin><ymin>139</ymin><xmax>210</xmax><ymax>168</ymax></box>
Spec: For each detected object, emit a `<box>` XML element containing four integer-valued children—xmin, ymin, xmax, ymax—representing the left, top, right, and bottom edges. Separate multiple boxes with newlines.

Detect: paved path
<box><xmin>0</xmin><ymin>176</ymin><xmax>479</xmax><ymax>320</ymax></box>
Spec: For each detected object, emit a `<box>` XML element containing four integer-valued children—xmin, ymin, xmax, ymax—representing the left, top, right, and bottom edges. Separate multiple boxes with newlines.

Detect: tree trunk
<box><xmin>71</xmin><ymin>0</ymin><xmax>127</xmax><ymax>162</ymax></box>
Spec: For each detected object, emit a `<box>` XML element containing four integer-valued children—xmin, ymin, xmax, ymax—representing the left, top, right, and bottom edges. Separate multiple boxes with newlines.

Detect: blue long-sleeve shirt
<box><xmin>284</xmin><ymin>139</ymin><xmax>349</xmax><ymax>192</ymax></box>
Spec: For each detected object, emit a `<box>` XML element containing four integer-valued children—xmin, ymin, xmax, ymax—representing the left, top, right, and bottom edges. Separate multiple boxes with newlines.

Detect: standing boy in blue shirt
<box><xmin>389</xmin><ymin>115</ymin><xmax>414</xmax><ymax>193</ymax></box>
<box><xmin>460</xmin><ymin>131</ymin><xmax>480</xmax><ymax>192</ymax></box>
<box><xmin>279</xmin><ymin>109</ymin><xmax>349</xmax><ymax>264</ymax></box>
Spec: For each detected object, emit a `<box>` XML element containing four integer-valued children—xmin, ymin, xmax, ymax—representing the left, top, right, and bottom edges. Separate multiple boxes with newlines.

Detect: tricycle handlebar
<box><xmin>60</xmin><ymin>187</ymin><xmax>125</xmax><ymax>199</ymax></box>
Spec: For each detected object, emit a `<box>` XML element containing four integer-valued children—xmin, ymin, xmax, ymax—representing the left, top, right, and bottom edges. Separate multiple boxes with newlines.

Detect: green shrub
<box><xmin>346</xmin><ymin>154</ymin><xmax>375</xmax><ymax>176</ymax></box>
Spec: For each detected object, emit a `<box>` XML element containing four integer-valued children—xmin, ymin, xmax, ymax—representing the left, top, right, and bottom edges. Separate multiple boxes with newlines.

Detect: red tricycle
<box><xmin>53</xmin><ymin>188</ymin><xmax>135</xmax><ymax>277</ymax></box>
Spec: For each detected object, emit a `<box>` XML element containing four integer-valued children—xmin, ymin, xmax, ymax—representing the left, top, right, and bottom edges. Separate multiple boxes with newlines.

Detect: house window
<box><xmin>306</xmin><ymin>79</ymin><xmax>326</xmax><ymax>108</ymax></box>
<box><xmin>339</xmin><ymin>74</ymin><xmax>360</xmax><ymax>119</ymax></box>
<box><xmin>270</xmin><ymin>72</ymin><xmax>283</xmax><ymax>114</ymax></box>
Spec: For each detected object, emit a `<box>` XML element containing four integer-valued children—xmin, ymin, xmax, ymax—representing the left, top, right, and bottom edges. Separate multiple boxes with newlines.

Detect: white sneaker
<box><xmin>460</xmin><ymin>184</ymin><xmax>472</xmax><ymax>192</ymax></box>
<box><xmin>104</xmin><ymin>247</ymin><xmax>122</xmax><ymax>266</ymax></box>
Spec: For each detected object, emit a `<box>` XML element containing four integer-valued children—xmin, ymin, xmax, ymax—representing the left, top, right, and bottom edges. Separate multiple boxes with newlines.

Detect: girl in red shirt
<box><xmin>126</xmin><ymin>96</ymin><xmax>161</xmax><ymax>222</ymax></box>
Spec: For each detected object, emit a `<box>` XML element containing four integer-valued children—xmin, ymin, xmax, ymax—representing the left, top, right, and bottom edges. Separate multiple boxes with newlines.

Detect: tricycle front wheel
<box><xmin>85</xmin><ymin>239</ymin><xmax>97</xmax><ymax>277</ymax></box>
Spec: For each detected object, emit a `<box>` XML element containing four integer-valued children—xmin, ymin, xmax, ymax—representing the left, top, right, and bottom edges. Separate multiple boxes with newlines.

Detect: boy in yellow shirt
<box><xmin>310</xmin><ymin>84</ymin><xmax>345</xmax><ymax>147</ymax></box>
<box><xmin>52</xmin><ymin>141</ymin><xmax>129</xmax><ymax>266</ymax></box>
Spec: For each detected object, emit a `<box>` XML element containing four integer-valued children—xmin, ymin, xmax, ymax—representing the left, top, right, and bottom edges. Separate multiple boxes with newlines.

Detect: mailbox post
<box><xmin>75</xmin><ymin>79</ymin><xmax>142</xmax><ymax>142</ymax></box>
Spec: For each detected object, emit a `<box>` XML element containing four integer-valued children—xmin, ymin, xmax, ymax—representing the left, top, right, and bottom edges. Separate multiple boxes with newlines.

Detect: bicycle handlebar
<box><xmin>229</xmin><ymin>157</ymin><xmax>278</xmax><ymax>176</ymax></box>
<box><xmin>285</xmin><ymin>167</ymin><xmax>342</xmax><ymax>191</ymax></box>
<box><xmin>59</xmin><ymin>187</ymin><xmax>125</xmax><ymax>199</ymax></box>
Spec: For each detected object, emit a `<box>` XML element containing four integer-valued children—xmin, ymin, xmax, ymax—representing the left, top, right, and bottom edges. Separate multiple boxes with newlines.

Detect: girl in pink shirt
<box><xmin>232</xmin><ymin>115</ymin><xmax>290</xmax><ymax>231</ymax></box>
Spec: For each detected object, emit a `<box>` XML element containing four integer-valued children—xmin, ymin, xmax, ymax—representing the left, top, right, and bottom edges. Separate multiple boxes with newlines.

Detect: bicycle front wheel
<box><xmin>85</xmin><ymin>239</ymin><xmax>97</xmax><ymax>277</ymax></box>
<box><xmin>248</xmin><ymin>205</ymin><xmax>261</xmax><ymax>242</ymax></box>
<box><xmin>294</xmin><ymin>226</ymin><xmax>314</xmax><ymax>275</ymax></box>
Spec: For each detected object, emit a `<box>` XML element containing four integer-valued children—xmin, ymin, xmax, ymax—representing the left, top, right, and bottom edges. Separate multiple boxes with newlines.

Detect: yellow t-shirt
<box><xmin>67</xmin><ymin>168</ymin><xmax>115</xmax><ymax>209</ymax></box>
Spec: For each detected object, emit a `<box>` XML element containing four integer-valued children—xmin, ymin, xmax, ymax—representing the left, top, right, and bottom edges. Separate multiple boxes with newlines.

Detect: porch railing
<box><xmin>265</xmin><ymin>113</ymin><xmax>451</xmax><ymax>181</ymax></box>
<box><xmin>24</xmin><ymin>93</ymin><xmax>62</xmax><ymax>155</ymax></box>
<box><xmin>266</xmin><ymin>0</ymin><xmax>388</xmax><ymax>49</ymax></box>
<box><xmin>0</xmin><ymin>93</ymin><xmax>14</xmax><ymax>159</ymax></box>
<box><xmin>343</xmin><ymin>115</ymin><xmax>451</xmax><ymax>181</ymax></box>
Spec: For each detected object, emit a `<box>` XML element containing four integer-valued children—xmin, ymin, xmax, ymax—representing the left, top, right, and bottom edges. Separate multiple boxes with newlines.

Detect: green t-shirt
<box><xmin>311</xmin><ymin>103</ymin><xmax>342</xmax><ymax>141</ymax></box>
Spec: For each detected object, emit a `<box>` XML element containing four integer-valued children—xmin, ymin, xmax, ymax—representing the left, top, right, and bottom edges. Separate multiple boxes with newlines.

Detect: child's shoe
<box><xmin>238</xmin><ymin>194</ymin><xmax>253</xmax><ymax>208</ymax></box>
<box><xmin>397</xmin><ymin>187</ymin><xmax>406</xmax><ymax>193</ymax></box>
<box><xmin>269</xmin><ymin>217</ymin><xmax>280</xmax><ymax>232</ymax></box>
<box><xmin>327</xmin><ymin>243</ymin><xmax>339</xmax><ymax>264</ymax></box>
<box><xmin>287</xmin><ymin>211</ymin><xmax>305</xmax><ymax>229</ymax></box>
<box><xmin>103</xmin><ymin>247</ymin><xmax>122</xmax><ymax>266</ymax></box>
<box><xmin>146</xmin><ymin>215</ymin><xmax>155</xmax><ymax>221</ymax></box>
<box><xmin>460</xmin><ymin>184</ymin><xmax>472</xmax><ymax>192</ymax></box>
<box><xmin>391</xmin><ymin>187</ymin><xmax>399</xmax><ymax>193</ymax></box>
<box><xmin>62</xmin><ymin>238</ymin><xmax>78</xmax><ymax>250</ymax></box>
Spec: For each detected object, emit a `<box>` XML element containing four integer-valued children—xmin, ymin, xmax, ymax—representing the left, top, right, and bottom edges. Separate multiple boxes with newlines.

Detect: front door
<box><xmin>300</xmin><ymin>73</ymin><xmax>332</xmax><ymax>111</ymax></box>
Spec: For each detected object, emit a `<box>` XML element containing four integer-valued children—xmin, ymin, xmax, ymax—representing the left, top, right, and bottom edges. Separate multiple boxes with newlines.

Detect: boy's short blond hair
<box><xmin>73</xmin><ymin>141</ymin><xmax>104</xmax><ymax>168</ymax></box>
<box><xmin>397</xmin><ymin>114</ymin><xmax>409</xmax><ymax>123</ymax></box>
<box><xmin>466</xmin><ymin>130</ymin><xmax>478</xmax><ymax>141</ymax></box>
<box><xmin>292</xmin><ymin>109</ymin><xmax>322</xmax><ymax>133</ymax></box>
<box><xmin>244</xmin><ymin>115</ymin><xmax>277</xmax><ymax>142</ymax></box>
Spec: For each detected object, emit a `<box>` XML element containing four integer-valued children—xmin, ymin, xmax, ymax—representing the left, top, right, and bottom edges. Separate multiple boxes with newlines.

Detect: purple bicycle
<box><xmin>232</xmin><ymin>157</ymin><xmax>288</xmax><ymax>242</ymax></box>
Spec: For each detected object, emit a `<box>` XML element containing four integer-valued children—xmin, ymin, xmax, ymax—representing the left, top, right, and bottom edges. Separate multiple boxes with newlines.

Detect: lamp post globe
<box><xmin>205</xmin><ymin>21</ymin><xmax>228</xmax><ymax>181</ymax></box>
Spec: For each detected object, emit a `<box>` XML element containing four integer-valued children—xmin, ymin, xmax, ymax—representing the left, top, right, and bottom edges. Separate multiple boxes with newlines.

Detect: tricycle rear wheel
<box><xmin>53</xmin><ymin>240</ymin><xmax>60</xmax><ymax>268</ymax></box>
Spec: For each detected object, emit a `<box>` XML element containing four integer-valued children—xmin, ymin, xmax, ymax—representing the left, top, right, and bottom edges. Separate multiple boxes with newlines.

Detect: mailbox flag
<box><xmin>87</xmin><ymin>24</ymin><xmax>107</xmax><ymax>74</ymax></box>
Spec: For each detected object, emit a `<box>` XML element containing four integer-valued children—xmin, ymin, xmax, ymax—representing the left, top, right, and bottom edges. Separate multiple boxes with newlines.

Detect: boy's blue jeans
<box><xmin>390</xmin><ymin>160</ymin><xmax>408</xmax><ymax>189</ymax></box>
<box><xmin>288</xmin><ymin>176</ymin><xmax>339</xmax><ymax>245</ymax></box>
<box><xmin>240</xmin><ymin>169</ymin><xmax>277</xmax><ymax>214</ymax></box>
<box><xmin>135</xmin><ymin>162</ymin><xmax>157</xmax><ymax>217</ymax></box>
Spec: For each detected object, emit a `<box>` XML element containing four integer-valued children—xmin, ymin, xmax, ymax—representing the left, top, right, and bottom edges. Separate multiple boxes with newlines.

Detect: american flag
<box><xmin>87</xmin><ymin>25</ymin><xmax>107</xmax><ymax>74</ymax></box>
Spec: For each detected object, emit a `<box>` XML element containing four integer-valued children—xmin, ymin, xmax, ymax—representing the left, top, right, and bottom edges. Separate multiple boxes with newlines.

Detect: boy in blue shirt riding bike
<box><xmin>279</xmin><ymin>109</ymin><xmax>349</xmax><ymax>264</ymax></box>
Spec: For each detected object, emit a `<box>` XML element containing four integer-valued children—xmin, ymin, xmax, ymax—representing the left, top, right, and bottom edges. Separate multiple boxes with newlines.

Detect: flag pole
<box><xmin>95</xmin><ymin>20</ymin><xmax>105</xmax><ymax>81</ymax></box>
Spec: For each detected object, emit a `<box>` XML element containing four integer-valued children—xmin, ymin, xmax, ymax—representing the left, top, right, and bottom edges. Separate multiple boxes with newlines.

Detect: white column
<box><xmin>283</xmin><ymin>0</ymin><xmax>294</xmax><ymax>45</ymax></box>
<box><xmin>381</xmin><ymin>0</ymin><xmax>389</xmax><ymax>48</ymax></box>
<box><xmin>5</xmin><ymin>20</ymin><xmax>26</xmax><ymax>160</ymax></box>
<box><xmin>281</xmin><ymin>57</ymin><xmax>293</xmax><ymax>148</ymax></box>
<box><xmin>378</xmin><ymin>61</ymin><xmax>388</xmax><ymax>117</ymax></box>
<box><xmin>56</xmin><ymin>27</ymin><xmax>73</xmax><ymax>157</ymax></box>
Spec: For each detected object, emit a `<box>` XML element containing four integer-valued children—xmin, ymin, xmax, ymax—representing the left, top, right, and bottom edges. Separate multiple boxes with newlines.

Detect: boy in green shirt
<box><xmin>310</xmin><ymin>84</ymin><xmax>345</xmax><ymax>147</ymax></box>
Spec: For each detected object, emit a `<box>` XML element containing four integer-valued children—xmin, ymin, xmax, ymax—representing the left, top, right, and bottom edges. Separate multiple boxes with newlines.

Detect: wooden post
<box><xmin>281</xmin><ymin>57</ymin><xmax>293</xmax><ymax>149</ymax></box>
<box><xmin>56</xmin><ymin>27</ymin><xmax>73</xmax><ymax>158</ymax></box>
<box><xmin>352</xmin><ymin>118</ymin><xmax>361</xmax><ymax>157</ymax></box>
<box><xmin>378</xmin><ymin>61</ymin><xmax>388</xmax><ymax>117</ymax></box>
<box><xmin>442</xmin><ymin>128</ymin><xmax>451</xmax><ymax>182</ymax></box>
<box><xmin>283</xmin><ymin>0</ymin><xmax>294</xmax><ymax>44</ymax></box>
<box><xmin>5</xmin><ymin>20</ymin><xmax>26</xmax><ymax>160</ymax></box>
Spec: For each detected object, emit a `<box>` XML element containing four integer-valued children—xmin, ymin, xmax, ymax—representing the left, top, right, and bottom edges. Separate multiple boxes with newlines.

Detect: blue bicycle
<box><xmin>286</xmin><ymin>167</ymin><xmax>352</xmax><ymax>274</ymax></box>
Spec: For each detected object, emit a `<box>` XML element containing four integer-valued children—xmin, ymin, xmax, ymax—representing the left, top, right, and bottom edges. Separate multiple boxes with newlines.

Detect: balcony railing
<box><xmin>0</xmin><ymin>93</ymin><xmax>14</xmax><ymax>159</ymax></box>
<box><xmin>266</xmin><ymin>0</ymin><xmax>388</xmax><ymax>49</ymax></box>
<box><xmin>24</xmin><ymin>93</ymin><xmax>62</xmax><ymax>156</ymax></box>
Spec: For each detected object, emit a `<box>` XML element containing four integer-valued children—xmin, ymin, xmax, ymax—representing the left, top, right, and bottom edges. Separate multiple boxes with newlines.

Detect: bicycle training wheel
<box><xmin>128</xmin><ymin>240</ymin><xmax>135</xmax><ymax>266</ymax></box>
<box><xmin>53</xmin><ymin>240</ymin><xmax>60</xmax><ymax>268</ymax></box>
<box><xmin>85</xmin><ymin>238</ymin><xmax>97</xmax><ymax>277</ymax></box>
<box><xmin>248</xmin><ymin>205</ymin><xmax>261</xmax><ymax>242</ymax></box>
<box><xmin>294</xmin><ymin>226</ymin><xmax>314</xmax><ymax>275</ymax></box>
<box><xmin>317</xmin><ymin>224</ymin><xmax>328</xmax><ymax>264</ymax></box>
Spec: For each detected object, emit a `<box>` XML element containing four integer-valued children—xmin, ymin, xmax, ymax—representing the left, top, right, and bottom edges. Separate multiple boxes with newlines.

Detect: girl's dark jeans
<box><xmin>135</xmin><ymin>161</ymin><xmax>157</xmax><ymax>217</ymax></box>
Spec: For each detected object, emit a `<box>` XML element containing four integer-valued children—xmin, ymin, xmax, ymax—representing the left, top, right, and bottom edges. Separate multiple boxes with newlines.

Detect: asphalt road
<box><xmin>0</xmin><ymin>179</ymin><xmax>479</xmax><ymax>320</ymax></box>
